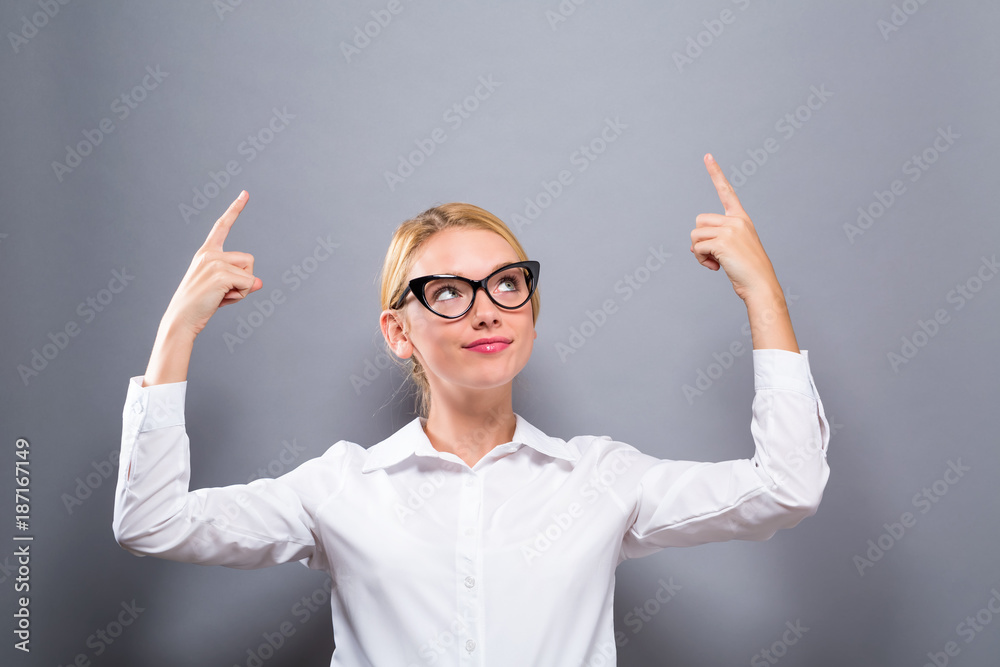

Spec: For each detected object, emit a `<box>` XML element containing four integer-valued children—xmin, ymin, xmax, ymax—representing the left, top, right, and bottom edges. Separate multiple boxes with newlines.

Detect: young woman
<box><xmin>113</xmin><ymin>154</ymin><xmax>830</xmax><ymax>666</ymax></box>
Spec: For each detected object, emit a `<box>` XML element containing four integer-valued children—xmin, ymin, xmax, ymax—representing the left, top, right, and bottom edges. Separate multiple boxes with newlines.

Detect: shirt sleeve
<box><xmin>620</xmin><ymin>349</ymin><xmax>830</xmax><ymax>561</ymax></box>
<box><xmin>112</xmin><ymin>375</ymin><xmax>337</xmax><ymax>571</ymax></box>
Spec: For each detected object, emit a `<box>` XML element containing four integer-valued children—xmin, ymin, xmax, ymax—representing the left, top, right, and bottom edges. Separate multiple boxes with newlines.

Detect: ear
<box><xmin>380</xmin><ymin>309</ymin><xmax>413</xmax><ymax>359</ymax></box>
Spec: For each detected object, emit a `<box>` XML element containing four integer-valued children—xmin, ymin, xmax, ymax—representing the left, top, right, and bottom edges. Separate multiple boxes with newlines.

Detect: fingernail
<box><xmin>237</xmin><ymin>190</ymin><xmax>246</xmax><ymax>201</ymax></box>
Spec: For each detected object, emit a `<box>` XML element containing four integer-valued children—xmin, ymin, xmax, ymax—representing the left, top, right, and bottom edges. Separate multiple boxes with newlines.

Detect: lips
<box><xmin>464</xmin><ymin>337</ymin><xmax>512</xmax><ymax>352</ymax></box>
<box><xmin>465</xmin><ymin>337</ymin><xmax>512</xmax><ymax>347</ymax></box>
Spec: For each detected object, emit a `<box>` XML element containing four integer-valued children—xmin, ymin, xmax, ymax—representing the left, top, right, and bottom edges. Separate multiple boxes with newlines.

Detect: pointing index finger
<box><xmin>704</xmin><ymin>153</ymin><xmax>745</xmax><ymax>217</ymax></box>
<box><xmin>203</xmin><ymin>190</ymin><xmax>248</xmax><ymax>251</ymax></box>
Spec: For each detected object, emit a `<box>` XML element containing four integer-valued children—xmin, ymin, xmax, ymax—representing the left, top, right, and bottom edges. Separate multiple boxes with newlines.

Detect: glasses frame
<box><xmin>392</xmin><ymin>260</ymin><xmax>540</xmax><ymax>319</ymax></box>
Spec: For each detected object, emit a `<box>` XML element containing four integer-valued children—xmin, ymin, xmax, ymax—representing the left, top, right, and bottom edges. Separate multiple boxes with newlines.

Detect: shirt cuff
<box><xmin>752</xmin><ymin>349</ymin><xmax>817</xmax><ymax>399</ymax></box>
<box><xmin>123</xmin><ymin>375</ymin><xmax>187</xmax><ymax>432</ymax></box>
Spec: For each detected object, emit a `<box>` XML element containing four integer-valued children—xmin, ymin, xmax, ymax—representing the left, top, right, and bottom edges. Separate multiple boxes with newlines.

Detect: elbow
<box><xmin>112</xmin><ymin>505</ymin><xmax>153</xmax><ymax>556</ymax></box>
<box><xmin>775</xmin><ymin>475</ymin><xmax>828</xmax><ymax>528</ymax></box>
<box><xmin>770</xmin><ymin>453</ymin><xmax>830</xmax><ymax>525</ymax></box>
<box><xmin>785</xmin><ymin>494</ymin><xmax>822</xmax><ymax>525</ymax></box>
<box><xmin>112</xmin><ymin>515</ymin><xmax>139</xmax><ymax>554</ymax></box>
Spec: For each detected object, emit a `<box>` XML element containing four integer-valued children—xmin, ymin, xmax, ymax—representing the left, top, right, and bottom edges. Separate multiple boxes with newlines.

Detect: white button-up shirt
<box><xmin>113</xmin><ymin>349</ymin><xmax>830</xmax><ymax>667</ymax></box>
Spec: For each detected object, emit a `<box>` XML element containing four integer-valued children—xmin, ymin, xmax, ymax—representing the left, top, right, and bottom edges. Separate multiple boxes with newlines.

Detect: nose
<box><xmin>469</xmin><ymin>285</ymin><xmax>500</xmax><ymax>324</ymax></box>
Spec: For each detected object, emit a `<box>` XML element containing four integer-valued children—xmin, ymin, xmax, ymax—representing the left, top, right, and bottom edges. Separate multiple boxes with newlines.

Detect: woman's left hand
<box><xmin>689</xmin><ymin>153</ymin><xmax>782</xmax><ymax>303</ymax></box>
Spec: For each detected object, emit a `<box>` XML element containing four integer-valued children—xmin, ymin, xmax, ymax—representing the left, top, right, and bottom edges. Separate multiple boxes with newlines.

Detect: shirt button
<box><xmin>465</xmin><ymin>477</ymin><xmax>476</xmax><ymax>487</ymax></box>
<box><xmin>464</xmin><ymin>527</ymin><xmax>475</xmax><ymax>536</ymax></box>
<box><xmin>133</xmin><ymin>402</ymin><xmax>142</xmax><ymax>414</ymax></box>
<box><xmin>465</xmin><ymin>639</ymin><xmax>476</xmax><ymax>652</ymax></box>
<box><xmin>464</xmin><ymin>576</ymin><xmax>475</xmax><ymax>588</ymax></box>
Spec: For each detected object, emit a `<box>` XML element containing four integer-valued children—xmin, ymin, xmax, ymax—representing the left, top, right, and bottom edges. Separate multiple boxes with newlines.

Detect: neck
<box><xmin>421</xmin><ymin>384</ymin><xmax>516</xmax><ymax>468</ymax></box>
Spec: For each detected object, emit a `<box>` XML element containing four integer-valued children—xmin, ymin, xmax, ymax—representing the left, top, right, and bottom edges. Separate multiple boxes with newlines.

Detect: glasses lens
<box><xmin>420</xmin><ymin>265</ymin><xmax>534</xmax><ymax>318</ymax></box>
<box><xmin>422</xmin><ymin>278</ymin><xmax>474</xmax><ymax>318</ymax></box>
<box><xmin>486</xmin><ymin>265</ymin><xmax>533</xmax><ymax>309</ymax></box>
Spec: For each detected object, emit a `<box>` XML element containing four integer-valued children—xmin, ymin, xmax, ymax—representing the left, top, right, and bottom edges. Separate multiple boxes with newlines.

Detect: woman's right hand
<box><xmin>162</xmin><ymin>190</ymin><xmax>263</xmax><ymax>338</ymax></box>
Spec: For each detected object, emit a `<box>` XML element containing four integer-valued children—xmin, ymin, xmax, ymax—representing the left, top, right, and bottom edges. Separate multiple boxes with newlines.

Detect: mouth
<box><xmin>463</xmin><ymin>337</ymin><xmax>512</xmax><ymax>353</ymax></box>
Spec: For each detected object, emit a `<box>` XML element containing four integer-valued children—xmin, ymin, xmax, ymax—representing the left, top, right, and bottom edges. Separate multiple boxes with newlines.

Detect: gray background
<box><xmin>2</xmin><ymin>1</ymin><xmax>998</xmax><ymax>665</ymax></box>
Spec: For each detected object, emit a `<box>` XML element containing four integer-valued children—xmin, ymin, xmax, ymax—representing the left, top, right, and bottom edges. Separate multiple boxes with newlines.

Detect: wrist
<box><xmin>143</xmin><ymin>316</ymin><xmax>197</xmax><ymax>387</ymax></box>
<box><xmin>157</xmin><ymin>311</ymin><xmax>200</xmax><ymax>344</ymax></box>
<box><xmin>742</xmin><ymin>281</ymin><xmax>786</xmax><ymax>310</ymax></box>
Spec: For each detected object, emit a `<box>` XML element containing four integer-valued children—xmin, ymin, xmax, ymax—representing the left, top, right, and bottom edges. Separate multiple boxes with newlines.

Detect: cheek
<box><xmin>406</xmin><ymin>316</ymin><xmax>452</xmax><ymax>362</ymax></box>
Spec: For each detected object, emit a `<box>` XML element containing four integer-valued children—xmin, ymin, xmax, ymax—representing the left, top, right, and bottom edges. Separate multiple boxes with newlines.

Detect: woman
<box><xmin>113</xmin><ymin>154</ymin><xmax>830</xmax><ymax>666</ymax></box>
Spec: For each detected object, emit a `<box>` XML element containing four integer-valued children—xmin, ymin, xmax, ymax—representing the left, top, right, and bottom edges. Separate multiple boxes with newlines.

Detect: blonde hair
<box><xmin>379</xmin><ymin>202</ymin><xmax>540</xmax><ymax>419</ymax></box>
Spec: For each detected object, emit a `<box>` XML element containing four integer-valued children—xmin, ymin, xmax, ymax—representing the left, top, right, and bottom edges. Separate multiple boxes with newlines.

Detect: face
<box><xmin>381</xmin><ymin>228</ymin><xmax>537</xmax><ymax>402</ymax></box>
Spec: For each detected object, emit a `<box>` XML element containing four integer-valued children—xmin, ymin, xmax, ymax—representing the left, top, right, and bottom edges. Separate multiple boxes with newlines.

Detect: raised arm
<box><xmin>690</xmin><ymin>153</ymin><xmax>799</xmax><ymax>353</ymax></box>
<box><xmin>113</xmin><ymin>192</ymin><xmax>329</xmax><ymax>570</ymax></box>
<box><xmin>143</xmin><ymin>189</ymin><xmax>261</xmax><ymax>387</ymax></box>
<box><xmin>619</xmin><ymin>155</ymin><xmax>830</xmax><ymax>559</ymax></box>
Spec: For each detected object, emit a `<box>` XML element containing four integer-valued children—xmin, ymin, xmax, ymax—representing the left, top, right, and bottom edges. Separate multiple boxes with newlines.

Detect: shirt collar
<box><xmin>360</xmin><ymin>413</ymin><xmax>577</xmax><ymax>473</ymax></box>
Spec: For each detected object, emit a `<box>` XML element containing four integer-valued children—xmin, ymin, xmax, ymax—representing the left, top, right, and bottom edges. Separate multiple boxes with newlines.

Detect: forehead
<box><xmin>410</xmin><ymin>228</ymin><xmax>519</xmax><ymax>277</ymax></box>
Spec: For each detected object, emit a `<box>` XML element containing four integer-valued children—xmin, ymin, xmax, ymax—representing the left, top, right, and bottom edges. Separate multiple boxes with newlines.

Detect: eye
<box><xmin>430</xmin><ymin>283</ymin><xmax>463</xmax><ymax>302</ymax></box>
<box><xmin>494</xmin><ymin>272</ymin><xmax>522</xmax><ymax>293</ymax></box>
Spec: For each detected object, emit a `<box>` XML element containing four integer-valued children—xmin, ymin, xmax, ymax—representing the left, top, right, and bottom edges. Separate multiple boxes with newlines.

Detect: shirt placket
<box><xmin>456</xmin><ymin>470</ymin><xmax>485</xmax><ymax>665</ymax></box>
